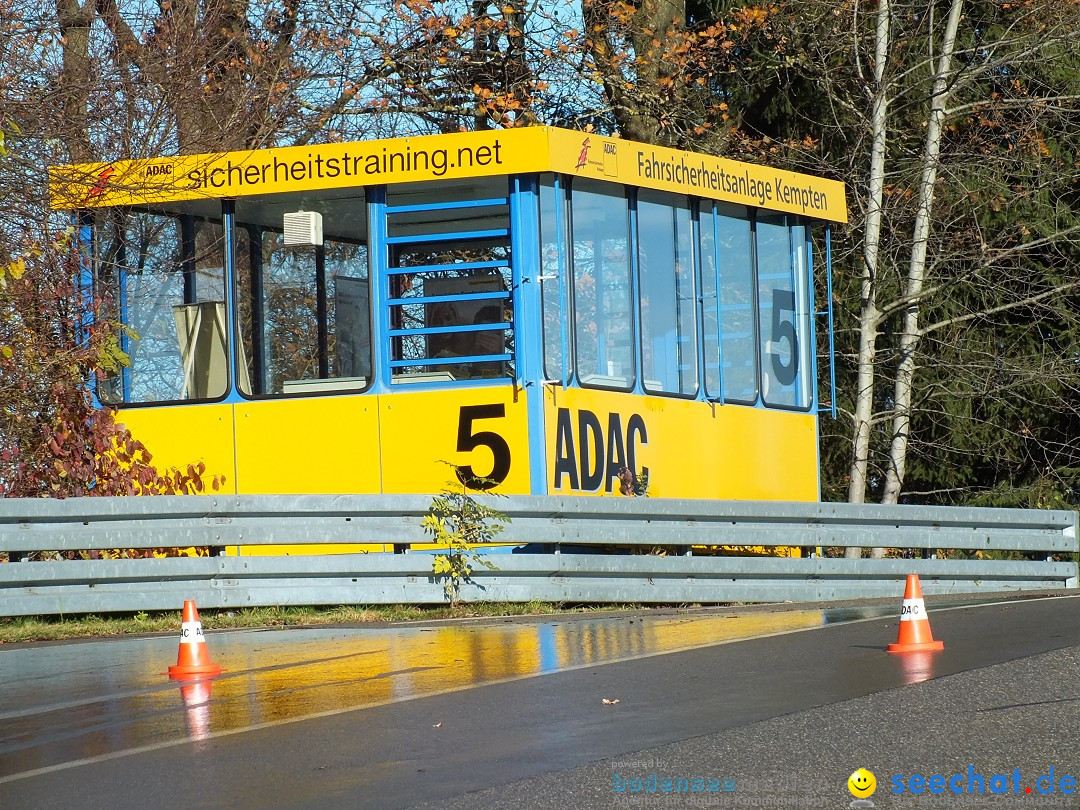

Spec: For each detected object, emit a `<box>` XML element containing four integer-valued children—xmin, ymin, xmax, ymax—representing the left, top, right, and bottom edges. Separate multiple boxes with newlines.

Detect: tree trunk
<box><xmin>879</xmin><ymin>0</ymin><xmax>965</xmax><ymax>511</ymax></box>
<box><xmin>582</xmin><ymin>0</ymin><xmax>684</xmax><ymax>144</ymax></box>
<box><xmin>845</xmin><ymin>0</ymin><xmax>891</xmax><ymax>558</ymax></box>
<box><xmin>55</xmin><ymin>0</ymin><xmax>95</xmax><ymax>163</ymax></box>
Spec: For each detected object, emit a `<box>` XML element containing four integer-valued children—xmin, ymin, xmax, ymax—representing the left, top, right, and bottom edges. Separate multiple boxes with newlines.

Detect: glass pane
<box><xmin>718</xmin><ymin>207</ymin><xmax>757</xmax><ymax>404</ymax></box>
<box><xmin>390</xmin><ymin>244</ymin><xmax>512</xmax><ymax>381</ymax></box>
<box><xmin>540</xmin><ymin>177</ymin><xmax>567</xmax><ymax>382</ymax></box>
<box><xmin>258</xmin><ymin>238</ymin><xmax>320</xmax><ymax>394</ymax></box>
<box><xmin>329</xmin><ymin>242</ymin><xmax>372</xmax><ymax>383</ymax></box>
<box><xmin>637</xmin><ymin>191</ymin><xmax>697</xmax><ymax>395</ymax></box>
<box><xmin>233</xmin><ymin>226</ymin><xmax>257</xmax><ymax>392</ymax></box>
<box><xmin>571</xmin><ymin>180</ymin><xmax>633</xmax><ymax>389</ymax></box>
<box><xmin>757</xmin><ymin>214</ymin><xmax>809</xmax><ymax>408</ymax></box>
<box><xmin>699</xmin><ymin>204</ymin><xmax>720</xmax><ymax>398</ymax></box>
<box><xmin>796</xmin><ymin>222</ymin><xmax>813</xmax><ymax>408</ymax></box>
<box><xmin>99</xmin><ymin>211</ymin><xmax>228</xmax><ymax>404</ymax></box>
<box><xmin>386</xmin><ymin>182</ymin><xmax>512</xmax><ymax>383</ymax></box>
<box><xmin>235</xmin><ymin>197</ymin><xmax>370</xmax><ymax>396</ymax></box>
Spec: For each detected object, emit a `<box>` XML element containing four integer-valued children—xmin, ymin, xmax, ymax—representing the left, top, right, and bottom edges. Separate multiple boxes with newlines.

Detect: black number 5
<box><xmin>770</xmin><ymin>288</ymin><xmax>799</xmax><ymax>386</ymax></box>
<box><xmin>456</xmin><ymin>404</ymin><xmax>511</xmax><ymax>490</ymax></box>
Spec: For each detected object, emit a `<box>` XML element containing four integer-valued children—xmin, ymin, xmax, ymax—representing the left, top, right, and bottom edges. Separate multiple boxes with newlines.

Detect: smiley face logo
<box><xmin>847</xmin><ymin>768</ymin><xmax>877</xmax><ymax>798</ymax></box>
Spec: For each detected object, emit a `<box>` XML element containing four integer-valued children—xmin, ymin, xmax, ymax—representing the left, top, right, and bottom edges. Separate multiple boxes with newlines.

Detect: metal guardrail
<box><xmin>0</xmin><ymin>495</ymin><xmax>1076</xmax><ymax>616</ymax></box>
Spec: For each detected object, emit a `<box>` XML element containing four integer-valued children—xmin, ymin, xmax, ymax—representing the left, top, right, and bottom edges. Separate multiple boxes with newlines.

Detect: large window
<box><xmin>98</xmin><ymin>178</ymin><xmax>816</xmax><ymax>409</ymax></box>
<box><xmin>571</xmin><ymin>179</ymin><xmax>634</xmax><ymax>389</ymax></box>
<box><xmin>699</xmin><ymin>203</ymin><xmax>720</xmax><ymax>398</ymax></box>
<box><xmin>547</xmin><ymin>185</ymin><xmax>814</xmax><ymax>409</ymax></box>
<box><xmin>234</xmin><ymin>197</ymin><xmax>370</xmax><ymax>397</ymax></box>
<box><xmin>637</xmin><ymin>191</ymin><xmax>697</xmax><ymax>396</ymax></box>
<box><xmin>540</xmin><ymin>176</ymin><xmax>569</xmax><ymax>383</ymax></box>
<box><xmin>757</xmin><ymin>214</ymin><xmax>812</xmax><ymax>409</ymax></box>
<box><xmin>385</xmin><ymin>181</ymin><xmax>513</xmax><ymax>383</ymax></box>
<box><xmin>715</xmin><ymin>205</ymin><xmax>757</xmax><ymax>404</ymax></box>
<box><xmin>699</xmin><ymin>202</ymin><xmax>758</xmax><ymax>403</ymax></box>
<box><xmin>97</xmin><ymin>211</ymin><xmax>228</xmax><ymax>404</ymax></box>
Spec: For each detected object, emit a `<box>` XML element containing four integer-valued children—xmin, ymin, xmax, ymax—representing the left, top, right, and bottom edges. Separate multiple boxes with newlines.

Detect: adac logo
<box><xmin>576</xmin><ymin>137</ymin><xmax>591</xmax><ymax>170</ymax></box>
<box><xmin>144</xmin><ymin>163</ymin><xmax>173</xmax><ymax>178</ymax></box>
<box><xmin>82</xmin><ymin>165</ymin><xmax>115</xmax><ymax>204</ymax></box>
<box><xmin>574</xmin><ymin>135</ymin><xmax>618</xmax><ymax>176</ymax></box>
<box><xmin>847</xmin><ymin>768</ymin><xmax>876</xmax><ymax>808</ymax></box>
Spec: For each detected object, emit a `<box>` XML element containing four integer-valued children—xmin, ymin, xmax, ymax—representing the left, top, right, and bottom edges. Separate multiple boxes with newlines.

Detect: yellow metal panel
<box><xmin>546</xmin><ymin>128</ymin><xmax>848</xmax><ymax>223</ymax></box>
<box><xmin>233</xmin><ymin>543</ymin><xmax>389</xmax><ymax>556</ymax></box>
<box><xmin>112</xmin><ymin>404</ymin><xmax>236</xmax><ymax>493</ymax></box>
<box><xmin>232</xmin><ymin>395</ymin><xmax>386</xmax><ymax>556</ymax></box>
<box><xmin>544</xmin><ymin>386</ymin><xmax>818</xmax><ymax>501</ymax></box>
<box><xmin>378</xmin><ymin>386</ymin><xmax>532</xmax><ymax>494</ymax></box>
<box><xmin>233</xmin><ymin>396</ymin><xmax>381</xmax><ymax>495</ymax></box>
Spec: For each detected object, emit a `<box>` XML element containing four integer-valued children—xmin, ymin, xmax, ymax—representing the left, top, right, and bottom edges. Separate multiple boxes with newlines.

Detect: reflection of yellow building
<box><xmin>23</xmin><ymin>610</ymin><xmax>833</xmax><ymax>763</ymax></box>
<box><xmin>542</xmin><ymin>612</ymin><xmax>825</xmax><ymax>671</ymax></box>
<box><xmin>178</xmin><ymin>612</ymin><xmax>824</xmax><ymax>740</ymax></box>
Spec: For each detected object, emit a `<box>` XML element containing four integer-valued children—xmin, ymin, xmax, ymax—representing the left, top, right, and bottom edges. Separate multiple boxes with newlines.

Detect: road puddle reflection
<box><xmin>0</xmin><ymin>609</ymin><xmax>824</xmax><ymax>779</ymax></box>
<box><xmin>895</xmin><ymin>649</ymin><xmax>938</xmax><ymax>685</ymax></box>
<box><xmin>178</xmin><ymin>679</ymin><xmax>213</xmax><ymax>743</ymax></box>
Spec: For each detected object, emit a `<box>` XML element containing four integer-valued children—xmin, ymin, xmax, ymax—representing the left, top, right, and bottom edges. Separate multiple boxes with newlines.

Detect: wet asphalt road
<box><xmin>2</xmin><ymin>594</ymin><xmax>1079</xmax><ymax>809</ymax></box>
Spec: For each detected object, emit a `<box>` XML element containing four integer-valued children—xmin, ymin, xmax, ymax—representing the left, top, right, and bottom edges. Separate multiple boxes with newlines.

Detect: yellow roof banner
<box><xmin>48</xmin><ymin>129</ymin><xmax>550</xmax><ymax>210</ymax></box>
<box><xmin>545</xmin><ymin>128</ymin><xmax>847</xmax><ymax>222</ymax></box>
<box><xmin>50</xmin><ymin>127</ymin><xmax>847</xmax><ymax>223</ymax></box>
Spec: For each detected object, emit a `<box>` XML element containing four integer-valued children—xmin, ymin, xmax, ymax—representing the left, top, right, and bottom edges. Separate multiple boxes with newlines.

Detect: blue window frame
<box><xmin>698</xmin><ymin>202</ymin><xmax>757</xmax><ymax>405</ymax></box>
<box><xmin>637</xmin><ymin>190</ymin><xmax>698</xmax><ymax>396</ymax></box>
<box><xmin>570</xmin><ymin>179</ymin><xmax>634</xmax><ymax>390</ymax></box>
<box><xmin>383</xmin><ymin>181</ymin><xmax>513</xmax><ymax>384</ymax></box>
<box><xmin>540</xmin><ymin>176</ymin><xmax>570</xmax><ymax>384</ymax></box>
<box><xmin>757</xmin><ymin>213</ymin><xmax>812</xmax><ymax>410</ymax></box>
<box><xmin>97</xmin><ymin>210</ymin><xmax>229</xmax><ymax>405</ymax></box>
<box><xmin>543</xmin><ymin>181</ymin><xmax>820</xmax><ymax>411</ymax></box>
<box><xmin>92</xmin><ymin>171</ymin><xmax>826</xmax><ymax>413</ymax></box>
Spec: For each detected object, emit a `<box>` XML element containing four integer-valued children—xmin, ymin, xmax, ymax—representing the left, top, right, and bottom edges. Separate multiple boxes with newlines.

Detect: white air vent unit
<box><xmin>283</xmin><ymin>211</ymin><xmax>323</xmax><ymax>246</ymax></box>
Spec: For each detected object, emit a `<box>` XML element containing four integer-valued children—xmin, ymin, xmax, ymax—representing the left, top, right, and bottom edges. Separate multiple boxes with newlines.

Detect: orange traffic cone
<box><xmin>168</xmin><ymin>600</ymin><xmax>223</xmax><ymax>678</ymax></box>
<box><xmin>888</xmin><ymin>574</ymin><xmax>944</xmax><ymax>653</ymax></box>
